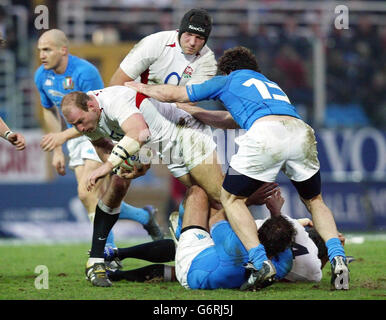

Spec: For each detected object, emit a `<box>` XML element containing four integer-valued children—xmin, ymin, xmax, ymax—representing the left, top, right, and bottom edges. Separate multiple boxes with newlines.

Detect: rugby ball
<box><xmin>120</xmin><ymin>152</ymin><xmax>143</xmax><ymax>171</ymax></box>
<box><xmin>119</xmin><ymin>146</ymin><xmax>154</xmax><ymax>172</ymax></box>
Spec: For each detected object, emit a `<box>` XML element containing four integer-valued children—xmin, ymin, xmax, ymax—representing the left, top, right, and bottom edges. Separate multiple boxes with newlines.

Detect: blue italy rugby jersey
<box><xmin>186</xmin><ymin>69</ymin><xmax>301</xmax><ymax>130</ymax></box>
<box><xmin>34</xmin><ymin>54</ymin><xmax>104</xmax><ymax>128</ymax></box>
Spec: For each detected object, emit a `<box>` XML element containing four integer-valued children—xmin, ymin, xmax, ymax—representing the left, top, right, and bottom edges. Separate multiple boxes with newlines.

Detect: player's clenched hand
<box><xmin>7</xmin><ymin>132</ymin><xmax>26</xmax><ymax>150</ymax></box>
<box><xmin>87</xmin><ymin>161</ymin><xmax>113</xmax><ymax>191</ymax></box>
<box><xmin>41</xmin><ymin>132</ymin><xmax>66</xmax><ymax>151</ymax></box>
<box><xmin>245</xmin><ymin>182</ymin><xmax>279</xmax><ymax>206</ymax></box>
<box><xmin>118</xmin><ymin>164</ymin><xmax>150</xmax><ymax>180</ymax></box>
<box><xmin>52</xmin><ymin>149</ymin><xmax>66</xmax><ymax>176</ymax></box>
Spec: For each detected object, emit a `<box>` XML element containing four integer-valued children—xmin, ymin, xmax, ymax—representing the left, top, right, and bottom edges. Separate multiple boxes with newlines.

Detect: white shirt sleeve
<box><xmin>119</xmin><ymin>33</ymin><xmax>162</xmax><ymax>80</ymax></box>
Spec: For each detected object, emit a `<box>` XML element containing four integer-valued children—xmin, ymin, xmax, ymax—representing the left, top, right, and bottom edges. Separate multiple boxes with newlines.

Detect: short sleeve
<box><xmin>186</xmin><ymin>75</ymin><xmax>228</xmax><ymax>102</ymax></box>
<box><xmin>34</xmin><ymin>67</ymin><xmax>53</xmax><ymax>109</ymax></box>
<box><xmin>119</xmin><ymin>33</ymin><xmax>160</xmax><ymax>79</ymax></box>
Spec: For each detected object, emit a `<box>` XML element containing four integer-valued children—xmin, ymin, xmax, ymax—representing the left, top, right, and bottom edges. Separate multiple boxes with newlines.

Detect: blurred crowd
<box><xmin>1</xmin><ymin>1</ymin><xmax>385</xmax><ymax>129</ymax></box>
<box><xmin>212</xmin><ymin>15</ymin><xmax>386</xmax><ymax>128</ymax></box>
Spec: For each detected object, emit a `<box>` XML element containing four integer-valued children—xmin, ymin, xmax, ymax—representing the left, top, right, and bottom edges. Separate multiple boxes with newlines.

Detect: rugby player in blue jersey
<box><xmin>35</xmin><ymin>30</ymin><xmax>163</xmax><ymax>258</ymax></box>
<box><xmin>126</xmin><ymin>46</ymin><xmax>349</xmax><ymax>290</ymax></box>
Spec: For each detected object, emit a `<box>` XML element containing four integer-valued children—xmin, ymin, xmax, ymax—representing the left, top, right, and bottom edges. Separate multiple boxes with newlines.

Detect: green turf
<box><xmin>0</xmin><ymin>240</ymin><xmax>385</xmax><ymax>300</ymax></box>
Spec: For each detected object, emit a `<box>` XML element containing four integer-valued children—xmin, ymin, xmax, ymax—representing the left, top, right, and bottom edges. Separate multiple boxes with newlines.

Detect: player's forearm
<box><xmin>128</xmin><ymin>82</ymin><xmax>189</xmax><ymax>103</ymax></box>
<box><xmin>61</xmin><ymin>127</ymin><xmax>82</xmax><ymax>141</ymax></box>
<box><xmin>148</xmin><ymin>84</ymin><xmax>188</xmax><ymax>102</ymax></box>
<box><xmin>42</xmin><ymin>108</ymin><xmax>62</xmax><ymax>133</ymax></box>
<box><xmin>177</xmin><ymin>104</ymin><xmax>239</xmax><ymax>129</ymax></box>
<box><xmin>0</xmin><ymin>117</ymin><xmax>11</xmax><ymax>138</ymax></box>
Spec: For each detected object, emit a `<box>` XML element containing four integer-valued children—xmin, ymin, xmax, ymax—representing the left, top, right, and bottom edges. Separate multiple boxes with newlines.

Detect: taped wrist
<box><xmin>3</xmin><ymin>130</ymin><xmax>13</xmax><ymax>140</ymax></box>
<box><xmin>107</xmin><ymin>136</ymin><xmax>140</xmax><ymax>168</ymax></box>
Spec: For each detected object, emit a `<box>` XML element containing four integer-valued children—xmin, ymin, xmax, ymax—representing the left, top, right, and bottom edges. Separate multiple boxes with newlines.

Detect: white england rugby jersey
<box><xmin>255</xmin><ymin>215</ymin><xmax>322</xmax><ymax>282</ymax></box>
<box><xmin>84</xmin><ymin>86</ymin><xmax>210</xmax><ymax>152</ymax></box>
<box><xmin>119</xmin><ymin>30</ymin><xmax>217</xmax><ymax>86</ymax></box>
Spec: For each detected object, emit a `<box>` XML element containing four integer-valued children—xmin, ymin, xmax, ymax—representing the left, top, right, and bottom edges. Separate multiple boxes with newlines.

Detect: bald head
<box><xmin>39</xmin><ymin>29</ymin><xmax>69</xmax><ymax>48</ymax></box>
<box><xmin>38</xmin><ymin>29</ymin><xmax>69</xmax><ymax>72</ymax></box>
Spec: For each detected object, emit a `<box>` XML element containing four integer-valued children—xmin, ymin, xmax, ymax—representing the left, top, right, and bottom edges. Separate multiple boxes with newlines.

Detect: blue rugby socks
<box><xmin>326</xmin><ymin>237</ymin><xmax>346</xmax><ymax>262</ymax></box>
<box><xmin>119</xmin><ymin>202</ymin><xmax>150</xmax><ymax>225</ymax></box>
<box><xmin>248</xmin><ymin>244</ymin><xmax>268</xmax><ymax>270</ymax></box>
<box><xmin>175</xmin><ymin>201</ymin><xmax>185</xmax><ymax>240</ymax></box>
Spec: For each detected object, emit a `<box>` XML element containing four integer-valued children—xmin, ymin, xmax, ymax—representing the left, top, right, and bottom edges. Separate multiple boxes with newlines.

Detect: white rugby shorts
<box><xmin>175</xmin><ymin>228</ymin><xmax>213</xmax><ymax>289</ymax></box>
<box><xmin>167</xmin><ymin>123</ymin><xmax>217</xmax><ymax>178</ymax></box>
<box><xmin>230</xmin><ymin>118</ymin><xmax>320</xmax><ymax>182</ymax></box>
<box><xmin>67</xmin><ymin>135</ymin><xmax>102</xmax><ymax>170</ymax></box>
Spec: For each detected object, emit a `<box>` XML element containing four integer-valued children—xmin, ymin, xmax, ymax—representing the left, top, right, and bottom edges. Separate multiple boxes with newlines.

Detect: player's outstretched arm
<box><xmin>41</xmin><ymin>127</ymin><xmax>81</xmax><ymax>151</ymax></box>
<box><xmin>125</xmin><ymin>81</ymin><xmax>189</xmax><ymax>103</ymax></box>
<box><xmin>176</xmin><ymin>103</ymin><xmax>240</xmax><ymax>129</ymax></box>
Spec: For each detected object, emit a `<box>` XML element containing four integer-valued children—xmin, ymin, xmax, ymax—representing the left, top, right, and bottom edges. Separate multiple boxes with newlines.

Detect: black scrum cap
<box><xmin>178</xmin><ymin>8</ymin><xmax>212</xmax><ymax>44</ymax></box>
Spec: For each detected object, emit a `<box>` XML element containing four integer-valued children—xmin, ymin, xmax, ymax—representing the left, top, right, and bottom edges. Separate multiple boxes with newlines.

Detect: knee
<box><xmin>186</xmin><ymin>185</ymin><xmax>208</xmax><ymax>203</ymax></box>
<box><xmin>77</xmin><ymin>184</ymin><xmax>92</xmax><ymax>205</ymax></box>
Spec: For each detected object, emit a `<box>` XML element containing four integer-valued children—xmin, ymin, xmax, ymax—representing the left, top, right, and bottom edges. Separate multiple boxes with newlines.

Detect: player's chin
<box><xmin>184</xmin><ymin>48</ymin><xmax>196</xmax><ymax>55</ymax></box>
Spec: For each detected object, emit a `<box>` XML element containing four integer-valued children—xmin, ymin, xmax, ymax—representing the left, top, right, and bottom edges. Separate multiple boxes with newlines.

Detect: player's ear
<box><xmin>61</xmin><ymin>45</ymin><xmax>68</xmax><ymax>56</ymax></box>
<box><xmin>86</xmin><ymin>99</ymin><xmax>95</xmax><ymax>111</ymax></box>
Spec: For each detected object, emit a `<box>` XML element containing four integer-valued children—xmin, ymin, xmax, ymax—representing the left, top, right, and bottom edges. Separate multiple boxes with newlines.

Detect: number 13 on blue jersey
<box><xmin>243</xmin><ymin>78</ymin><xmax>291</xmax><ymax>104</ymax></box>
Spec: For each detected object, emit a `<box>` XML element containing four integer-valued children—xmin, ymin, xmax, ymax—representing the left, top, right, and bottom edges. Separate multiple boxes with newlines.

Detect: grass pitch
<box><xmin>0</xmin><ymin>236</ymin><xmax>385</xmax><ymax>301</ymax></box>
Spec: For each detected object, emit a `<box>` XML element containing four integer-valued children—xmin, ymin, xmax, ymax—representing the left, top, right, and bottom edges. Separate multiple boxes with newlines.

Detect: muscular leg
<box><xmin>77</xmin><ymin>160</ymin><xmax>162</xmax><ymax>241</ymax></box>
<box><xmin>302</xmin><ymin>195</ymin><xmax>339</xmax><ymax>241</ymax></box>
<box><xmin>74</xmin><ymin>160</ymin><xmax>104</xmax><ymax>219</ymax></box>
<box><xmin>180</xmin><ymin>185</ymin><xmax>210</xmax><ymax>231</ymax></box>
<box><xmin>220</xmin><ymin>187</ymin><xmax>259</xmax><ymax>251</ymax></box>
<box><xmin>75</xmin><ymin>160</ymin><xmax>116</xmax><ymax>247</ymax></box>
<box><xmin>187</xmin><ymin>151</ymin><xmax>224</xmax><ymax>204</ymax></box>
<box><xmin>89</xmin><ymin>175</ymin><xmax>130</xmax><ymax>259</ymax></box>
<box><xmin>292</xmin><ymin>171</ymin><xmax>348</xmax><ymax>290</ymax></box>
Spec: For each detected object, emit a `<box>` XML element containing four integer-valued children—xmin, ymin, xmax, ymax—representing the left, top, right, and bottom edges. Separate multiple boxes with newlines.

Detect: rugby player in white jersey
<box><xmin>109</xmin><ymin>8</ymin><xmax>217</xmax><ymax>87</ymax></box>
<box><xmin>60</xmin><ymin>85</ymin><xmax>224</xmax><ymax>287</ymax></box>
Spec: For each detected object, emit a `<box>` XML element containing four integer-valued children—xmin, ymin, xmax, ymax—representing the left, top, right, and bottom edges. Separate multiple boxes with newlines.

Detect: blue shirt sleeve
<box><xmin>76</xmin><ymin>66</ymin><xmax>104</xmax><ymax>91</ymax></box>
<box><xmin>271</xmin><ymin>248</ymin><xmax>294</xmax><ymax>280</ymax></box>
<box><xmin>186</xmin><ymin>75</ymin><xmax>228</xmax><ymax>102</ymax></box>
<box><xmin>34</xmin><ymin>67</ymin><xmax>53</xmax><ymax>109</ymax></box>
